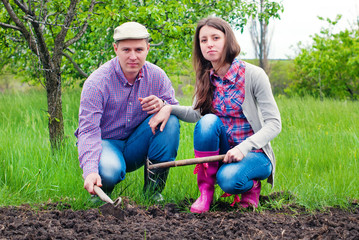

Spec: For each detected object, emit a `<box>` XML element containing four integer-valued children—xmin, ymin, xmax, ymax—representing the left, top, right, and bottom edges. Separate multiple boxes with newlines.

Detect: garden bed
<box><xmin>1</xmin><ymin>197</ymin><xmax>358</xmax><ymax>239</ymax></box>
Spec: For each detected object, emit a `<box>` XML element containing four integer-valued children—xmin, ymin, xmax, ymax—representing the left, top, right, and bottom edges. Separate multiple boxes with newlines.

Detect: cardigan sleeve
<box><xmin>170</xmin><ymin>100</ymin><xmax>201</xmax><ymax>123</ymax></box>
<box><xmin>235</xmin><ymin>64</ymin><xmax>282</xmax><ymax>156</ymax></box>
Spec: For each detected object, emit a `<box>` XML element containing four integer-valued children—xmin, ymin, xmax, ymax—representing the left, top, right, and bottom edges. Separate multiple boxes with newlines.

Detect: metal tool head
<box><xmin>99</xmin><ymin>200</ymin><xmax>125</xmax><ymax>220</ymax></box>
<box><xmin>93</xmin><ymin>185</ymin><xmax>124</xmax><ymax>219</ymax></box>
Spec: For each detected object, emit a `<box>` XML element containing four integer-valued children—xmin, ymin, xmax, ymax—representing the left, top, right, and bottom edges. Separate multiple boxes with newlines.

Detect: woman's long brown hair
<box><xmin>193</xmin><ymin>17</ymin><xmax>241</xmax><ymax>115</ymax></box>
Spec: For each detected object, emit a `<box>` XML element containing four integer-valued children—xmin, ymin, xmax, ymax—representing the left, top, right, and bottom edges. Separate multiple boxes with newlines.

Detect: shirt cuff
<box><xmin>82</xmin><ymin>164</ymin><xmax>99</xmax><ymax>180</ymax></box>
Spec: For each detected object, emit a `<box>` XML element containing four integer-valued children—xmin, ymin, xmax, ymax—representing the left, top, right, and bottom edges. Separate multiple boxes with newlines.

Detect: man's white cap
<box><xmin>113</xmin><ymin>22</ymin><xmax>150</xmax><ymax>41</ymax></box>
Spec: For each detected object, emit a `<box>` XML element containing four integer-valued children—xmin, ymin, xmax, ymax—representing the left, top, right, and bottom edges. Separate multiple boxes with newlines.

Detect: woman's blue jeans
<box><xmin>99</xmin><ymin>115</ymin><xmax>180</xmax><ymax>193</ymax></box>
<box><xmin>194</xmin><ymin>114</ymin><xmax>272</xmax><ymax>194</ymax></box>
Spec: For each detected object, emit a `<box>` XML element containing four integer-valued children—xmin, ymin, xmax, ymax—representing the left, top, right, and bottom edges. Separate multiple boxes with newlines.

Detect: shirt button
<box><xmin>128</xmin><ymin>119</ymin><xmax>131</xmax><ymax>122</ymax></box>
<box><xmin>129</xmin><ymin>102</ymin><xmax>132</xmax><ymax>105</ymax></box>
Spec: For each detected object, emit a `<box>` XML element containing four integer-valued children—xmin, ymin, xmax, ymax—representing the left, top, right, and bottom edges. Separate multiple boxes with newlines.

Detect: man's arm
<box><xmin>76</xmin><ymin>81</ymin><xmax>104</xmax><ymax>194</ymax></box>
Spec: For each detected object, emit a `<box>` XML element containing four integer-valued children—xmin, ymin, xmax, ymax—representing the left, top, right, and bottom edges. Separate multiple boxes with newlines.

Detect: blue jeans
<box><xmin>194</xmin><ymin>114</ymin><xmax>272</xmax><ymax>194</ymax></box>
<box><xmin>99</xmin><ymin>115</ymin><xmax>180</xmax><ymax>193</ymax></box>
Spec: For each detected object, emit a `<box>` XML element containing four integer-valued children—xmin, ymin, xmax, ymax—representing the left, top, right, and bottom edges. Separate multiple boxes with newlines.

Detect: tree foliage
<box><xmin>0</xmin><ymin>0</ymin><xmax>283</xmax><ymax>146</ymax></box>
<box><xmin>57</xmin><ymin>0</ymin><xmax>260</xmax><ymax>82</ymax></box>
<box><xmin>288</xmin><ymin>15</ymin><xmax>359</xmax><ymax>100</ymax></box>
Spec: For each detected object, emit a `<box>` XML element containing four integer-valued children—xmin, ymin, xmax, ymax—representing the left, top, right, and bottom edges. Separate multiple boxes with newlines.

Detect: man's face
<box><xmin>113</xmin><ymin>39</ymin><xmax>150</xmax><ymax>80</ymax></box>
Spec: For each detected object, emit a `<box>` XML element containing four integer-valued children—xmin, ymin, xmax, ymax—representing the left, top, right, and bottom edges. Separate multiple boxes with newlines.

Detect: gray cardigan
<box><xmin>171</xmin><ymin>62</ymin><xmax>281</xmax><ymax>186</ymax></box>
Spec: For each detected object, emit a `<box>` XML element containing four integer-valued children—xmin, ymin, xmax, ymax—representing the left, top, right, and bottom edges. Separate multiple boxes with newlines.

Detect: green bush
<box><xmin>287</xmin><ymin>16</ymin><xmax>359</xmax><ymax>99</ymax></box>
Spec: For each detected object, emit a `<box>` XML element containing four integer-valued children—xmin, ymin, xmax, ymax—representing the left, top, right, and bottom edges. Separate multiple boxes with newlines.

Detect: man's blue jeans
<box><xmin>194</xmin><ymin>114</ymin><xmax>272</xmax><ymax>194</ymax></box>
<box><xmin>99</xmin><ymin>115</ymin><xmax>180</xmax><ymax>193</ymax></box>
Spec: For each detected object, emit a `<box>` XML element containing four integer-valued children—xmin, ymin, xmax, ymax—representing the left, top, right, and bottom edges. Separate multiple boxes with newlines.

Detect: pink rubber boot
<box><xmin>240</xmin><ymin>180</ymin><xmax>261</xmax><ymax>208</ymax></box>
<box><xmin>190</xmin><ymin>150</ymin><xmax>219</xmax><ymax>213</ymax></box>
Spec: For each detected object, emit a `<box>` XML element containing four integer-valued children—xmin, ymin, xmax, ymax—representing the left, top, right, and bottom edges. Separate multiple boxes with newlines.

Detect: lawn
<box><xmin>0</xmin><ymin>89</ymin><xmax>358</xmax><ymax>210</ymax></box>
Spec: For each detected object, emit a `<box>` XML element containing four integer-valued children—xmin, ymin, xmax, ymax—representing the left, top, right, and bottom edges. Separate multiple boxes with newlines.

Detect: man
<box><xmin>75</xmin><ymin>22</ymin><xmax>180</xmax><ymax>201</ymax></box>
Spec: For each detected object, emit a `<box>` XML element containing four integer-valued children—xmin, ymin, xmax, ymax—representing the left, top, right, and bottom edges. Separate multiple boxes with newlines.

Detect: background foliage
<box><xmin>287</xmin><ymin>15</ymin><xmax>359</xmax><ymax>100</ymax></box>
<box><xmin>0</xmin><ymin>0</ymin><xmax>282</xmax><ymax>85</ymax></box>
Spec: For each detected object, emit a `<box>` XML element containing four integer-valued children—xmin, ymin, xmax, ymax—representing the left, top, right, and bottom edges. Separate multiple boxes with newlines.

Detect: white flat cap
<box><xmin>113</xmin><ymin>22</ymin><xmax>150</xmax><ymax>41</ymax></box>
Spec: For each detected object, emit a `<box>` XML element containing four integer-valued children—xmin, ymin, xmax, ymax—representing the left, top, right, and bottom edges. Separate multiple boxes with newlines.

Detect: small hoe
<box><xmin>94</xmin><ymin>185</ymin><xmax>124</xmax><ymax>219</ymax></box>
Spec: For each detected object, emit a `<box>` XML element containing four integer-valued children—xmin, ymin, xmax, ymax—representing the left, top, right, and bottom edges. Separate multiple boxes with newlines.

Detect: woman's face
<box><xmin>199</xmin><ymin>25</ymin><xmax>226</xmax><ymax>64</ymax></box>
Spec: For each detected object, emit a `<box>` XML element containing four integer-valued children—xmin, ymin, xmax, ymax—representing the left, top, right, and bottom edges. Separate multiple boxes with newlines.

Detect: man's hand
<box><xmin>84</xmin><ymin>173</ymin><xmax>102</xmax><ymax>195</ymax></box>
<box><xmin>223</xmin><ymin>148</ymin><xmax>244</xmax><ymax>163</ymax></box>
<box><xmin>139</xmin><ymin>95</ymin><xmax>164</xmax><ymax>115</ymax></box>
<box><xmin>148</xmin><ymin>105</ymin><xmax>172</xmax><ymax>134</ymax></box>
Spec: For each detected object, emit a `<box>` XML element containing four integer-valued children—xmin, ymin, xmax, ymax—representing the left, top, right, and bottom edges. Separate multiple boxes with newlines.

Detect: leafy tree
<box><xmin>1</xmin><ymin>0</ymin><xmax>283</xmax><ymax>147</ymax></box>
<box><xmin>288</xmin><ymin>15</ymin><xmax>359</xmax><ymax>100</ymax></box>
<box><xmin>0</xmin><ymin>0</ymin><xmax>100</xmax><ymax>148</ymax></box>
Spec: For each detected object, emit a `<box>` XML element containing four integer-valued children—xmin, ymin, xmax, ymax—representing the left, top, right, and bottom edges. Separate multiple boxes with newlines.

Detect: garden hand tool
<box><xmin>144</xmin><ymin>154</ymin><xmax>225</xmax><ymax>187</ymax></box>
<box><xmin>93</xmin><ymin>185</ymin><xmax>124</xmax><ymax>219</ymax></box>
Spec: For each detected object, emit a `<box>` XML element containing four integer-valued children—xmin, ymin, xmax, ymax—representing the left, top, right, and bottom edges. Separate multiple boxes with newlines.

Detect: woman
<box><xmin>149</xmin><ymin>16</ymin><xmax>281</xmax><ymax>213</ymax></box>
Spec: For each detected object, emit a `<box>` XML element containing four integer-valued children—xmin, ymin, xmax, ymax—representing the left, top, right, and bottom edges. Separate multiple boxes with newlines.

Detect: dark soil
<box><xmin>1</xmin><ymin>196</ymin><xmax>358</xmax><ymax>240</ymax></box>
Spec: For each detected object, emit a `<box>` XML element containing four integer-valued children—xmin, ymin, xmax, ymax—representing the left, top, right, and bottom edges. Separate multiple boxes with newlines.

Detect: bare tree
<box><xmin>0</xmin><ymin>0</ymin><xmax>98</xmax><ymax>148</ymax></box>
<box><xmin>248</xmin><ymin>0</ymin><xmax>282</xmax><ymax>73</ymax></box>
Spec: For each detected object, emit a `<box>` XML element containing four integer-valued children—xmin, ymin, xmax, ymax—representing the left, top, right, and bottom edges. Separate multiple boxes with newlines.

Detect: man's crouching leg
<box><xmin>99</xmin><ymin>139</ymin><xmax>126</xmax><ymax>195</ymax></box>
<box><xmin>144</xmin><ymin>115</ymin><xmax>180</xmax><ymax>200</ymax></box>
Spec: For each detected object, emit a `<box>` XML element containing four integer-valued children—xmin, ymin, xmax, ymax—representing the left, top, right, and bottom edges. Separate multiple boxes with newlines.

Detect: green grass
<box><xmin>0</xmin><ymin>90</ymin><xmax>358</xmax><ymax>210</ymax></box>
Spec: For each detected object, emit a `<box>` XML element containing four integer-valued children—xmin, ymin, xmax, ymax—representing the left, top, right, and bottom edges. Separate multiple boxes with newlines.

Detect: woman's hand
<box><xmin>148</xmin><ymin>105</ymin><xmax>172</xmax><ymax>135</ymax></box>
<box><xmin>139</xmin><ymin>95</ymin><xmax>164</xmax><ymax>115</ymax></box>
<box><xmin>223</xmin><ymin>147</ymin><xmax>244</xmax><ymax>163</ymax></box>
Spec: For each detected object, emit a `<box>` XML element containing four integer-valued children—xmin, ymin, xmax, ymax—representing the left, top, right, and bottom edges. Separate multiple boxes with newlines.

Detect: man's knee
<box><xmin>165</xmin><ymin>115</ymin><xmax>180</xmax><ymax>133</ymax></box>
<box><xmin>100</xmin><ymin>140</ymin><xmax>126</xmax><ymax>187</ymax></box>
<box><xmin>99</xmin><ymin>162</ymin><xmax>126</xmax><ymax>190</ymax></box>
<box><xmin>160</xmin><ymin>115</ymin><xmax>180</xmax><ymax>143</ymax></box>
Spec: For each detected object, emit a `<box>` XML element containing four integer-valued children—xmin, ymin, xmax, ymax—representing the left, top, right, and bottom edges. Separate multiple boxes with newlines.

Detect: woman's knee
<box><xmin>194</xmin><ymin>114</ymin><xmax>220</xmax><ymax>137</ymax></box>
<box><xmin>217</xmin><ymin>168</ymin><xmax>240</xmax><ymax>194</ymax></box>
<box><xmin>216</xmin><ymin>164</ymin><xmax>249</xmax><ymax>194</ymax></box>
<box><xmin>196</xmin><ymin>114</ymin><xmax>220</xmax><ymax>133</ymax></box>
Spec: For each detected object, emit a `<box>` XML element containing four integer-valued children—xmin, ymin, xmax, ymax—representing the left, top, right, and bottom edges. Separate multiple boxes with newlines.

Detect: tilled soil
<box><xmin>0</xmin><ymin>197</ymin><xmax>358</xmax><ymax>240</ymax></box>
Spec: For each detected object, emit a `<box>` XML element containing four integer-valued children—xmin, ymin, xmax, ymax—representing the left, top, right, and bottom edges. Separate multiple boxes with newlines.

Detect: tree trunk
<box><xmin>249</xmin><ymin>0</ymin><xmax>270</xmax><ymax>74</ymax></box>
<box><xmin>1</xmin><ymin>0</ymin><xmax>95</xmax><ymax>149</ymax></box>
<box><xmin>45</xmin><ymin>70</ymin><xmax>64</xmax><ymax>149</ymax></box>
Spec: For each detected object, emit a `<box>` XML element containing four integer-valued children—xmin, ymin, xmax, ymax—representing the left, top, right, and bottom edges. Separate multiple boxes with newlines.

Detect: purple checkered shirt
<box><xmin>211</xmin><ymin>58</ymin><xmax>263</xmax><ymax>152</ymax></box>
<box><xmin>75</xmin><ymin>57</ymin><xmax>178</xmax><ymax>178</ymax></box>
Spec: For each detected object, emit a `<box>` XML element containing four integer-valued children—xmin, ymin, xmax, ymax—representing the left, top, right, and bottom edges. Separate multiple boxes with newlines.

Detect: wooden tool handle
<box><xmin>93</xmin><ymin>185</ymin><xmax>114</xmax><ymax>204</ymax></box>
<box><xmin>147</xmin><ymin>154</ymin><xmax>225</xmax><ymax>170</ymax></box>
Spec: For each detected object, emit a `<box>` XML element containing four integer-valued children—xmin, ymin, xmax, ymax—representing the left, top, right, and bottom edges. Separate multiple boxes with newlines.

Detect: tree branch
<box><xmin>62</xmin><ymin>51</ymin><xmax>89</xmax><ymax>78</ymax></box>
<box><xmin>51</xmin><ymin>0</ymin><xmax>78</xmax><ymax>66</ymax></box>
<box><xmin>150</xmin><ymin>41</ymin><xmax>164</xmax><ymax>47</ymax></box>
<box><xmin>64</xmin><ymin>0</ymin><xmax>99</xmax><ymax>48</ymax></box>
<box><xmin>55</xmin><ymin>0</ymin><xmax>78</xmax><ymax>44</ymax></box>
<box><xmin>0</xmin><ymin>22</ymin><xmax>21</xmax><ymax>31</ymax></box>
<box><xmin>1</xmin><ymin>0</ymin><xmax>38</xmax><ymax>54</ymax></box>
<box><xmin>14</xmin><ymin>0</ymin><xmax>29</xmax><ymax>14</ymax></box>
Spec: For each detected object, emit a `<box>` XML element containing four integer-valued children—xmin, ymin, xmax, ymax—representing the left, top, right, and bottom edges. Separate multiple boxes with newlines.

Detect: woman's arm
<box><xmin>235</xmin><ymin>66</ymin><xmax>282</xmax><ymax>157</ymax></box>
